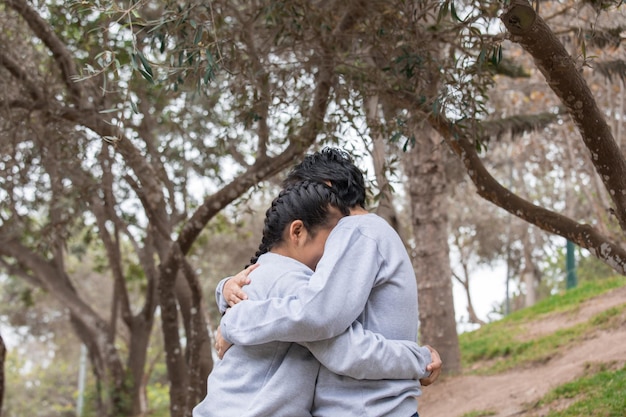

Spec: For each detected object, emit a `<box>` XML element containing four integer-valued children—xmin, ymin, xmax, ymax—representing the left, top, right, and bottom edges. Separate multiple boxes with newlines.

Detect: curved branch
<box><xmin>0</xmin><ymin>49</ymin><xmax>45</xmax><ymax>102</ymax></box>
<box><xmin>501</xmin><ymin>0</ymin><xmax>626</xmax><ymax>230</ymax></box>
<box><xmin>58</xmin><ymin>108</ymin><xmax>172</xmax><ymax>240</ymax></box>
<box><xmin>0</xmin><ymin>237</ymin><xmax>115</xmax><ymax>327</ymax></box>
<box><xmin>5</xmin><ymin>0</ymin><xmax>86</xmax><ymax>106</ymax></box>
<box><xmin>429</xmin><ymin>113</ymin><xmax>626</xmax><ymax>274</ymax></box>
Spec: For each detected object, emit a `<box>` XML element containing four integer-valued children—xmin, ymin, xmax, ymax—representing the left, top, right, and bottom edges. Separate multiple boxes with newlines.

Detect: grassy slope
<box><xmin>458</xmin><ymin>276</ymin><xmax>626</xmax><ymax>417</ymax></box>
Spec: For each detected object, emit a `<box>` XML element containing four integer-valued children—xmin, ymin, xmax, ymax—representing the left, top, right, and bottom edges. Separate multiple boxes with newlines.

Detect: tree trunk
<box><xmin>521</xmin><ymin>233</ymin><xmax>538</xmax><ymax>308</ymax></box>
<box><xmin>403</xmin><ymin>123</ymin><xmax>461</xmax><ymax>374</ymax></box>
<box><xmin>127</xmin><ymin>319</ymin><xmax>154</xmax><ymax>416</ymax></box>
<box><xmin>0</xmin><ymin>330</ymin><xmax>5</xmax><ymax>416</ymax></box>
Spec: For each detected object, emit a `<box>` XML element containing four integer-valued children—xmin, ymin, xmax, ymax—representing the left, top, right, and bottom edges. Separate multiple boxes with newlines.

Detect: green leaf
<box><xmin>437</xmin><ymin>1</ymin><xmax>450</xmax><ymax>24</ymax></box>
<box><xmin>136</xmin><ymin>52</ymin><xmax>153</xmax><ymax>77</ymax></box>
<box><xmin>203</xmin><ymin>65</ymin><xmax>214</xmax><ymax>84</ymax></box>
<box><xmin>450</xmin><ymin>2</ymin><xmax>462</xmax><ymax>22</ymax></box>
<box><xmin>194</xmin><ymin>26</ymin><xmax>203</xmax><ymax>45</ymax></box>
<box><xmin>138</xmin><ymin>68</ymin><xmax>155</xmax><ymax>84</ymax></box>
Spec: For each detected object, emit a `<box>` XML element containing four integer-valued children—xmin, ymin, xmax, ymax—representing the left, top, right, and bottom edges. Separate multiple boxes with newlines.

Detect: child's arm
<box><xmin>301</xmin><ymin>322</ymin><xmax>433</xmax><ymax>381</ymax></box>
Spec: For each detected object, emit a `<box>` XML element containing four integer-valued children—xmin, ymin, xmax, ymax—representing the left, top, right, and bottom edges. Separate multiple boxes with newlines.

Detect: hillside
<box><xmin>417</xmin><ymin>283</ymin><xmax>626</xmax><ymax>417</ymax></box>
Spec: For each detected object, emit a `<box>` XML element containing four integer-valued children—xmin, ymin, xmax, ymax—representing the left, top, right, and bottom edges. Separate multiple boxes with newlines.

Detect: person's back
<box><xmin>194</xmin><ymin>253</ymin><xmax>318</xmax><ymax>417</ymax></box>
<box><xmin>305</xmin><ymin>213</ymin><xmax>420</xmax><ymax>416</ymax></box>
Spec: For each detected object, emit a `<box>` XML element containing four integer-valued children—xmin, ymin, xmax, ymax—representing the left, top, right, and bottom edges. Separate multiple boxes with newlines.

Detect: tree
<box><xmin>433</xmin><ymin>0</ymin><xmax>626</xmax><ymax>275</ymax></box>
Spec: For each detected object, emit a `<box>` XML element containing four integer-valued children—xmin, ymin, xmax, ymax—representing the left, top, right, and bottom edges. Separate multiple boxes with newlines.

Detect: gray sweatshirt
<box><xmin>219</xmin><ymin>214</ymin><xmax>430</xmax><ymax>416</ymax></box>
<box><xmin>194</xmin><ymin>251</ymin><xmax>430</xmax><ymax>417</ymax></box>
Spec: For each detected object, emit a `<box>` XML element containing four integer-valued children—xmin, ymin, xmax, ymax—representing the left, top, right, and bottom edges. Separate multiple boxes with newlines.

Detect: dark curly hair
<box><xmin>282</xmin><ymin>147</ymin><xmax>366</xmax><ymax>208</ymax></box>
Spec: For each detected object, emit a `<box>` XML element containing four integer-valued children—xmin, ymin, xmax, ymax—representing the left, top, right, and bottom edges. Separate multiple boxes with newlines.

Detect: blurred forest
<box><xmin>0</xmin><ymin>0</ymin><xmax>625</xmax><ymax>416</ymax></box>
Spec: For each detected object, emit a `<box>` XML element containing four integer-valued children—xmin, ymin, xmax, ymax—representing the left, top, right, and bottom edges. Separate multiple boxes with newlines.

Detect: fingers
<box><xmin>420</xmin><ymin>368</ymin><xmax>441</xmax><ymax>386</ymax></box>
<box><xmin>425</xmin><ymin>345</ymin><xmax>443</xmax><ymax>371</ymax></box>
<box><xmin>233</xmin><ymin>263</ymin><xmax>258</xmax><ymax>284</ymax></box>
<box><xmin>224</xmin><ymin>264</ymin><xmax>258</xmax><ymax>306</ymax></box>
<box><xmin>420</xmin><ymin>345</ymin><xmax>443</xmax><ymax>386</ymax></box>
<box><xmin>214</xmin><ymin>327</ymin><xmax>233</xmax><ymax>360</ymax></box>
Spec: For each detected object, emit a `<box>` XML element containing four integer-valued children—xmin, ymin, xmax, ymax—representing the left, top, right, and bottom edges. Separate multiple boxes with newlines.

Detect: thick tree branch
<box><xmin>501</xmin><ymin>0</ymin><xmax>626</xmax><ymax>230</ymax></box>
<box><xmin>0</xmin><ymin>237</ymin><xmax>120</xmax><ymax>327</ymax></box>
<box><xmin>429</xmin><ymin>113</ymin><xmax>626</xmax><ymax>274</ymax></box>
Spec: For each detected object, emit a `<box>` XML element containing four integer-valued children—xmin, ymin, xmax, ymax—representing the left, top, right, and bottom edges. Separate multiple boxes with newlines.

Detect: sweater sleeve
<box><xmin>302</xmin><ymin>322</ymin><xmax>432</xmax><ymax>380</ymax></box>
<box><xmin>220</xmin><ymin>223</ymin><xmax>380</xmax><ymax>344</ymax></box>
<box><xmin>214</xmin><ymin>276</ymin><xmax>231</xmax><ymax>314</ymax></box>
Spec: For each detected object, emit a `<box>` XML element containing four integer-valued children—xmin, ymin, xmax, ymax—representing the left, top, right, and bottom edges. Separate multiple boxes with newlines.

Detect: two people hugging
<box><xmin>194</xmin><ymin>147</ymin><xmax>443</xmax><ymax>417</ymax></box>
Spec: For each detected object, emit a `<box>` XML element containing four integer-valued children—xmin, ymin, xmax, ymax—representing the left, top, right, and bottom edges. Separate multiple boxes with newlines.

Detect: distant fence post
<box><xmin>566</xmin><ymin>239</ymin><xmax>578</xmax><ymax>289</ymax></box>
<box><xmin>76</xmin><ymin>344</ymin><xmax>88</xmax><ymax>417</ymax></box>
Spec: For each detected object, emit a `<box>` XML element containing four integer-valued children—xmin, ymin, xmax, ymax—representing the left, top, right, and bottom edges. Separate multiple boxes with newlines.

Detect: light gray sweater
<box><xmin>219</xmin><ymin>214</ymin><xmax>430</xmax><ymax>416</ymax></box>
<box><xmin>194</xmin><ymin>250</ymin><xmax>430</xmax><ymax>417</ymax></box>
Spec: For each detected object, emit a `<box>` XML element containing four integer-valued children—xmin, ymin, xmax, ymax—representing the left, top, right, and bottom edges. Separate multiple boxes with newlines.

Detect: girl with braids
<box><xmin>194</xmin><ymin>181</ymin><xmax>434</xmax><ymax>417</ymax></box>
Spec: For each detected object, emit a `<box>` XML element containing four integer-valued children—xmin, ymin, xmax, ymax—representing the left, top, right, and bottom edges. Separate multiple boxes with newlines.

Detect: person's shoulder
<box><xmin>254</xmin><ymin>252</ymin><xmax>311</xmax><ymax>273</ymax></box>
<box><xmin>329</xmin><ymin>214</ymin><xmax>396</xmax><ymax>245</ymax></box>
<box><xmin>339</xmin><ymin>213</ymin><xmax>393</xmax><ymax>231</ymax></box>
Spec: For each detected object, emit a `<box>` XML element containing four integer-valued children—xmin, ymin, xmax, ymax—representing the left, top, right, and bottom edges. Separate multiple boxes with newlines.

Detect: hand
<box><xmin>224</xmin><ymin>263</ymin><xmax>258</xmax><ymax>306</ymax></box>
<box><xmin>214</xmin><ymin>326</ymin><xmax>233</xmax><ymax>360</ymax></box>
<box><xmin>419</xmin><ymin>345</ymin><xmax>442</xmax><ymax>386</ymax></box>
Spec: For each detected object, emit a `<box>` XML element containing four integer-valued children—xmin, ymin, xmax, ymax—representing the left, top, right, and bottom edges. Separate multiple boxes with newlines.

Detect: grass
<box><xmin>461</xmin><ymin>410</ymin><xmax>496</xmax><ymax>417</ymax></box>
<box><xmin>536</xmin><ymin>363</ymin><xmax>626</xmax><ymax>416</ymax></box>
<box><xmin>459</xmin><ymin>276</ymin><xmax>626</xmax><ymax>374</ymax></box>
<box><xmin>458</xmin><ymin>275</ymin><xmax>626</xmax><ymax>416</ymax></box>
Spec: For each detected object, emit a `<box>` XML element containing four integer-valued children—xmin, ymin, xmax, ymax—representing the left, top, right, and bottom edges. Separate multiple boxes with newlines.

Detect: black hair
<box><xmin>282</xmin><ymin>147</ymin><xmax>366</xmax><ymax>208</ymax></box>
<box><xmin>248</xmin><ymin>180</ymin><xmax>348</xmax><ymax>266</ymax></box>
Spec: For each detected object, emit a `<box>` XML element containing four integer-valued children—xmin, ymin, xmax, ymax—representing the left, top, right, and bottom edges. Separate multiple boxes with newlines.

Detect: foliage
<box><xmin>3</xmin><ymin>352</ymin><xmax>81</xmax><ymax>417</ymax></box>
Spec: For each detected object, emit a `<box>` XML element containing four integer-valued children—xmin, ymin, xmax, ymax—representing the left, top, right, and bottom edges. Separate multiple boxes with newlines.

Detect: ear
<box><xmin>288</xmin><ymin>220</ymin><xmax>306</xmax><ymax>244</ymax></box>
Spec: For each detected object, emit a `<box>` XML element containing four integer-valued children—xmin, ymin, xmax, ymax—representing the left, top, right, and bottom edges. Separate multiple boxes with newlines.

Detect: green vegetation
<box><xmin>538</xmin><ymin>363</ymin><xmax>626</xmax><ymax>416</ymax></box>
<box><xmin>460</xmin><ymin>276</ymin><xmax>626</xmax><ymax>374</ymax></box>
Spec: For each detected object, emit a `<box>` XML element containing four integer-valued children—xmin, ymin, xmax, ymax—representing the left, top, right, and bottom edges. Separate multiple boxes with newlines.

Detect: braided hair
<box><xmin>283</xmin><ymin>147</ymin><xmax>367</xmax><ymax>209</ymax></box>
<box><xmin>247</xmin><ymin>180</ymin><xmax>348</xmax><ymax>267</ymax></box>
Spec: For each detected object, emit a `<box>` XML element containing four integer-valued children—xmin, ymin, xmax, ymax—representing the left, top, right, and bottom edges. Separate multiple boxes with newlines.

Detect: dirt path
<box><xmin>417</xmin><ymin>286</ymin><xmax>626</xmax><ymax>417</ymax></box>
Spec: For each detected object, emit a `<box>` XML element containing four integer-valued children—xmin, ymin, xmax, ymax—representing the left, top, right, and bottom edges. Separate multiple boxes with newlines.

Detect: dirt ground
<box><xmin>417</xmin><ymin>285</ymin><xmax>626</xmax><ymax>417</ymax></box>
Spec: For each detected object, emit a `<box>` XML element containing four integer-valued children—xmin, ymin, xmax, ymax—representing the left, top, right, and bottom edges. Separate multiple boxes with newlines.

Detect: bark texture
<box><xmin>403</xmin><ymin>124</ymin><xmax>461</xmax><ymax>374</ymax></box>
<box><xmin>0</xmin><ymin>331</ymin><xmax>5</xmax><ymax>416</ymax></box>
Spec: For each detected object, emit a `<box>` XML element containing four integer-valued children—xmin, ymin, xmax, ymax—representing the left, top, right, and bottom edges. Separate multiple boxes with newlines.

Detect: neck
<box><xmin>349</xmin><ymin>206</ymin><xmax>368</xmax><ymax>215</ymax></box>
